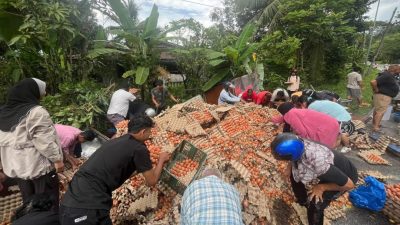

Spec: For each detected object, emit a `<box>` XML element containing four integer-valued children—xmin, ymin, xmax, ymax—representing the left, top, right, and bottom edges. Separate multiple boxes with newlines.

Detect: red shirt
<box><xmin>255</xmin><ymin>91</ymin><xmax>272</xmax><ymax>105</ymax></box>
<box><xmin>241</xmin><ymin>88</ymin><xmax>257</xmax><ymax>102</ymax></box>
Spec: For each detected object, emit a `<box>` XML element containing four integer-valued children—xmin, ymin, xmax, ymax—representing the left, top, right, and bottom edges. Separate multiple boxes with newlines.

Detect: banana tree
<box><xmin>88</xmin><ymin>0</ymin><xmax>185</xmax><ymax>86</ymax></box>
<box><xmin>202</xmin><ymin>23</ymin><xmax>265</xmax><ymax>92</ymax></box>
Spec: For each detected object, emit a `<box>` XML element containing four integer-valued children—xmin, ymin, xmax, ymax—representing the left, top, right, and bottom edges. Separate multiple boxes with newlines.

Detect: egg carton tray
<box><xmin>0</xmin><ymin>193</ymin><xmax>22</xmax><ymax>224</ymax></box>
<box><xmin>382</xmin><ymin>197</ymin><xmax>400</xmax><ymax>223</ymax></box>
<box><xmin>357</xmin><ymin>151</ymin><xmax>391</xmax><ymax>165</ymax></box>
<box><xmin>181</xmin><ymin>95</ymin><xmax>207</xmax><ymax>112</ymax></box>
<box><xmin>165</xmin><ymin>115</ymin><xmax>188</xmax><ymax>134</ymax></box>
<box><xmin>229</xmin><ymin>160</ymin><xmax>251</xmax><ymax>182</ymax></box>
<box><xmin>358</xmin><ymin>170</ymin><xmax>393</xmax><ymax>184</ymax></box>
<box><xmin>184</xmin><ymin>121</ymin><xmax>207</xmax><ymax>137</ymax></box>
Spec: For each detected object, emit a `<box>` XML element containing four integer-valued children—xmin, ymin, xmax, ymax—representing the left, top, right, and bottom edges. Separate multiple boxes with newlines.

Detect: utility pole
<box><xmin>365</xmin><ymin>7</ymin><xmax>398</xmax><ymax>77</ymax></box>
<box><xmin>363</xmin><ymin>0</ymin><xmax>381</xmax><ymax>76</ymax></box>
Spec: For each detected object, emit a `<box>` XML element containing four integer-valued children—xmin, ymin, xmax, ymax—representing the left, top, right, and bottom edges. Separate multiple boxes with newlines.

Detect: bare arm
<box><xmin>152</xmin><ymin>95</ymin><xmax>159</xmax><ymax>107</ymax></box>
<box><xmin>370</xmin><ymin>80</ymin><xmax>379</xmax><ymax>93</ymax></box>
<box><xmin>316</xmin><ymin>178</ymin><xmax>355</xmax><ymax>192</ymax></box>
<box><xmin>142</xmin><ymin>152</ymin><xmax>170</xmax><ymax>186</ymax></box>
<box><xmin>358</xmin><ymin>81</ymin><xmax>363</xmax><ymax>89</ymax></box>
<box><xmin>169</xmin><ymin>94</ymin><xmax>179</xmax><ymax>103</ymax></box>
<box><xmin>308</xmin><ymin>178</ymin><xmax>355</xmax><ymax>203</ymax></box>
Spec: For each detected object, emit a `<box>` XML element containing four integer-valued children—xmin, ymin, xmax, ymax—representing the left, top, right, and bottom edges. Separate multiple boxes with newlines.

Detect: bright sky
<box><xmin>96</xmin><ymin>0</ymin><xmax>399</xmax><ymax>28</ymax></box>
<box><xmin>365</xmin><ymin>0</ymin><xmax>399</xmax><ymax>22</ymax></box>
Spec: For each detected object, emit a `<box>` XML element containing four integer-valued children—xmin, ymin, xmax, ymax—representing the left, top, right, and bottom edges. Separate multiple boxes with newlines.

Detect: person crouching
<box><xmin>271</xmin><ymin>133</ymin><xmax>358</xmax><ymax>225</ymax></box>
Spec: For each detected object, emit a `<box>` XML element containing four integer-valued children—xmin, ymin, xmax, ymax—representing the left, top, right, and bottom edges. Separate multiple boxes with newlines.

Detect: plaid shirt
<box><xmin>181</xmin><ymin>176</ymin><xmax>243</xmax><ymax>225</ymax></box>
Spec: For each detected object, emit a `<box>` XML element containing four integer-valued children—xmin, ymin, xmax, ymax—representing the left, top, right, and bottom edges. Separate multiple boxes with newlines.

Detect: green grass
<box><xmin>315</xmin><ymin>68</ymin><xmax>379</xmax><ymax>116</ymax></box>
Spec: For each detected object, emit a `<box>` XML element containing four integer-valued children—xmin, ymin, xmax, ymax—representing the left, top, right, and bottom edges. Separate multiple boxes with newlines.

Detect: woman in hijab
<box><xmin>270</xmin><ymin>88</ymin><xmax>290</xmax><ymax>108</ymax></box>
<box><xmin>0</xmin><ymin>78</ymin><xmax>63</xmax><ymax>211</ymax></box>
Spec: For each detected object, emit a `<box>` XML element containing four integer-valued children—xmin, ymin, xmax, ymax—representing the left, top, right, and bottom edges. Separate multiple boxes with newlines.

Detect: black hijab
<box><xmin>277</xmin><ymin>102</ymin><xmax>295</xmax><ymax>116</ymax></box>
<box><xmin>277</xmin><ymin>102</ymin><xmax>294</xmax><ymax>132</ymax></box>
<box><xmin>0</xmin><ymin>78</ymin><xmax>41</xmax><ymax>132</ymax></box>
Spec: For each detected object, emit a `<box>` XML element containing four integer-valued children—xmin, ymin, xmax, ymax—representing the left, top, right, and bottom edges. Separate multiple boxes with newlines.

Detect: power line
<box><xmin>147</xmin><ymin>0</ymin><xmax>220</xmax><ymax>8</ymax></box>
<box><xmin>180</xmin><ymin>0</ymin><xmax>219</xmax><ymax>8</ymax></box>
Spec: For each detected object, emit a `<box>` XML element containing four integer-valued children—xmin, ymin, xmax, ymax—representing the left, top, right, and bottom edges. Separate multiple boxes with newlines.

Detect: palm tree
<box><xmin>237</xmin><ymin>0</ymin><xmax>283</xmax><ymax>31</ymax></box>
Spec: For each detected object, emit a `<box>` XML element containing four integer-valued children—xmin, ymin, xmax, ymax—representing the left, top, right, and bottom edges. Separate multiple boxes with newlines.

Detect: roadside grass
<box><xmin>315</xmin><ymin>68</ymin><xmax>379</xmax><ymax>116</ymax></box>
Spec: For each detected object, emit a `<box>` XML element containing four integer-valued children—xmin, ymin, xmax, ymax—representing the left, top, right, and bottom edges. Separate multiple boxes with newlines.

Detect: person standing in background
<box><xmin>286</xmin><ymin>69</ymin><xmax>300</xmax><ymax>96</ymax></box>
<box><xmin>0</xmin><ymin>78</ymin><xmax>63</xmax><ymax>211</ymax></box>
<box><xmin>107</xmin><ymin>82</ymin><xmax>139</xmax><ymax>126</ymax></box>
<box><xmin>151</xmin><ymin>80</ymin><xmax>179</xmax><ymax>114</ymax></box>
<box><xmin>346</xmin><ymin>67</ymin><xmax>363</xmax><ymax>106</ymax></box>
<box><xmin>370</xmin><ymin>70</ymin><xmax>399</xmax><ymax>132</ymax></box>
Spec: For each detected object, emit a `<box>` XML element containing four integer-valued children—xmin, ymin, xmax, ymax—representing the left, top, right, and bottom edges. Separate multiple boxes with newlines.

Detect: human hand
<box><xmin>129</xmin><ymin>88</ymin><xmax>140</xmax><ymax>94</ymax></box>
<box><xmin>158</xmin><ymin>152</ymin><xmax>171</xmax><ymax>164</ymax></box>
<box><xmin>0</xmin><ymin>172</ymin><xmax>6</xmax><ymax>183</ymax></box>
<box><xmin>54</xmin><ymin>161</ymin><xmax>65</xmax><ymax>173</ymax></box>
<box><xmin>308</xmin><ymin>184</ymin><xmax>325</xmax><ymax>204</ymax></box>
<box><xmin>0</xmin><ymin>172</ymin><xmax>6</xmax><ymax>192</ymax></box>
<box><xmin>284</xmin><ymin>164</ymin><xmax>292</xmax><ymax>181</ymax></box>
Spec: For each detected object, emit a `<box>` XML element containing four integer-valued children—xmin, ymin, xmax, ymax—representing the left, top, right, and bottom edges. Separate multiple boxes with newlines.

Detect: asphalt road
<box><xmin>332</xmin><ymin>119</ymin><xmax>400</xmax><ymax>225</ymax></box>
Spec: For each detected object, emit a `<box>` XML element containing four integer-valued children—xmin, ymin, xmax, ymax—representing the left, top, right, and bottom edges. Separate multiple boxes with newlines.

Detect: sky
<box><xmin>96</xmin><ymin>0</ymin><xmax>399</xmax><ymax>28</ymax></box>
<box><xmin>365</xmin><ymin>0</ymin><xmax>399</xmax><ymax>22</ymax></box>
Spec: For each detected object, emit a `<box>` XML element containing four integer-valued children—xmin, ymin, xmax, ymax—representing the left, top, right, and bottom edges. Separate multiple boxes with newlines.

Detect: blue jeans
<box><xmin>106</xmin><ymin>114</ymin><xmax>125</xmax><ymax>126</ymax></box>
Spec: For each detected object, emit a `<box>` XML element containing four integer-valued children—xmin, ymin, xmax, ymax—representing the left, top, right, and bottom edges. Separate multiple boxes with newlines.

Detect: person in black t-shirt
<box><xmin>59</xmin><ymin>115</ymin><xmax>170</xmax><ymax>225</ymax></box>
<box><xmin>370</xmin><ymin>70</ymin><xmax>400</xmax><ymax>132</ymax></box>
<box><xmin>271</xmin><ymin>133</ymin><xmax>358</xmax><ymax>225</ymax></box>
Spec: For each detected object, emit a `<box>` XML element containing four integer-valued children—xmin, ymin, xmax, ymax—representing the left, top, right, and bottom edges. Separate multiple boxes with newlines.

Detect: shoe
<box><xmin>340</xmin><ymin>147</ymin><xmax>351</xmax><ymax>153</ymax></box>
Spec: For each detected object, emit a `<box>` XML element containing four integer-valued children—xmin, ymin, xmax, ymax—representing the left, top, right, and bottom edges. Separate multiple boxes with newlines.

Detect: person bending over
<box><xmin>271</xmin><ymin>133</ymin><xmax>358</xmax><ymax>225</ymax></box>
<box><xmin>60</xmin><ymin>115</ymin><xmax>170</xmax><ymax>225</ymax></box>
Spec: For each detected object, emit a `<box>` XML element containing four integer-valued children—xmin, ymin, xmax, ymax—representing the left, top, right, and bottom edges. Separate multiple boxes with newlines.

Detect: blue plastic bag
<box><xmin>349</xmin><ymin>176</ymin><xmax>386</xmax><ymax>211</ymax></box>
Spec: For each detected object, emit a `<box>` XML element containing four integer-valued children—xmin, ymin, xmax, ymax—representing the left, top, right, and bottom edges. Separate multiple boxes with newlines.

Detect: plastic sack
<box><xmin>349</xmin><ymin>176</ymin><xmax>386</xmax><ymax>211</ymax></box>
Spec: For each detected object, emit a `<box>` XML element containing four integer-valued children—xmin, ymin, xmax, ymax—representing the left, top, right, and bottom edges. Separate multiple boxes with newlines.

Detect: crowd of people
<box><xmin>0</xmin><ymin>66</ymin><xmax>398</xmax><ymax>225</ymax></box>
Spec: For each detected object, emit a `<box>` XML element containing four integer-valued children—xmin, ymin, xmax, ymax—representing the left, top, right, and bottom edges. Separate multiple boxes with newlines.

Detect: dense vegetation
<box><xmin>0</xmin><ymin>0</ymin><xmax>399</xmax><ymax>128</ymax></box>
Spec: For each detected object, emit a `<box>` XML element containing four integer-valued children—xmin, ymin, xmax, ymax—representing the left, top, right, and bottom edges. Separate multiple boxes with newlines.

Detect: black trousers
<box><xmin>156</xmin><ymin>105</ymin><xmax>166</xmax><ymax>115</ymax></box>
<box><xmin>290</xmin><ymin>174</ymin><xmax>340</xmax><ymax>225</ymax></box>
<box><xmin>17</xmin><ymin>170</ymin><xmax>59</xmax><ymax>212</ymax></box>
<box><xmin>60</xmin><ymin>205</ymin><xmax>111</xmax><ymax>225</ymax></box>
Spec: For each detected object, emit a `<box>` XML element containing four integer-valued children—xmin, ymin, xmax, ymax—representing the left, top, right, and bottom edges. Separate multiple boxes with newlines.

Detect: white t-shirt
<box><xmin>107</xmin><ymin>89</ymin><xmax>136</xmax><ymax>116</ymax></box>
<box><xmin>347</xmin><ymin>72</ymin><xmax>362</xmax><ymax>89</ymax></box>
<box><xmin>287</xmin><ymin>75</ymin><xmax>300</xmax><ymax>91</ymax></box>
<box><xmin>218</xmin><ymin>89</ymin><xmax>241</xmax><ymax>105</ymax></box>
